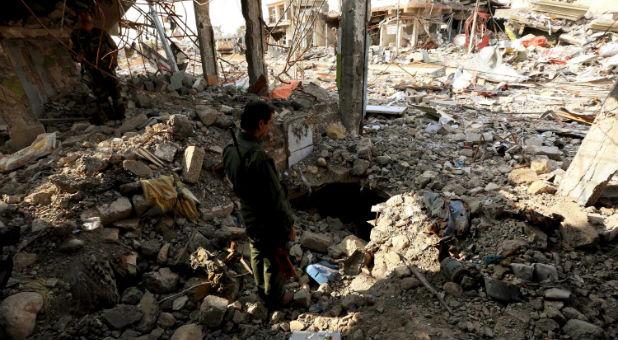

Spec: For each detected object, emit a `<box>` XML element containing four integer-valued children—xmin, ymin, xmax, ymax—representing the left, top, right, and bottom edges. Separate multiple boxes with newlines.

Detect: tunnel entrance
<box><xmin>291</xmin><ymin>182</ymin><xmax>388</xmax><ymax>240</ymax></box>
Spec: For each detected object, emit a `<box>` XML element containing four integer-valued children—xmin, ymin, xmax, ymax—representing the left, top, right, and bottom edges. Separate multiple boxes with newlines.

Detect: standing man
<box><xmin>223</xmin><ymin>101</ymin><xmax>295</xmax><ymax>308</ymax></box>
<box><xmin>70</xmin><ymin>9</ymin><xmax>125</xmax><ymax>124</ymax></box>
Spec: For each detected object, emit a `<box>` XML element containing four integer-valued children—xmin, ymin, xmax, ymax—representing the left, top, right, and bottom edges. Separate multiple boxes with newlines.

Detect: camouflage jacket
<box><xmin>223</xmin><ymin>132</ymin><xmax>294</xmax><ymax>248</ymax></box>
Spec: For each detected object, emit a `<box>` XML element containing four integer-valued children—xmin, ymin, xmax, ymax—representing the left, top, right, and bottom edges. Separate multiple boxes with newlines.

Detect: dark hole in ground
<box><xmin>291</xmin><ymin>182</ymin><xmax>388</xmax><ymax>241</ymax></box>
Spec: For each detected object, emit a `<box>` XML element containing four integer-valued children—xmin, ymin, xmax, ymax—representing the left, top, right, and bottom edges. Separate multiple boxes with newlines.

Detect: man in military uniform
<box><xmin>223</xmin><ymin>101</ymin><xmax>295</xmax><ymax>308</ymax></box>
<box><xmin>71</xmin><ymin>9</ymin><xmax>124</xmax><ymax>124</ymax></box>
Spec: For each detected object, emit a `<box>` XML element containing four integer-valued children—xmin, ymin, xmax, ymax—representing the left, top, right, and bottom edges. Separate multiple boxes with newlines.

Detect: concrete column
<box><xmin>411</xmin><ymin>19</ymin><xmax>419</xmax><ymax>48</ymax></box>
<box><xmin>0</xmin><ymin>40</ymin><xmax>45</xmax><ymax>151</ymax></box>
<box><xmin>194</xmin><ymin>0</ymin><xmax>218</xmax><ymax>84</ymax></box>
<box><xmin>339</xmin><ymin>0</ymin><xmax>370</xmax><ymax>135</ymax></box>
<box><xmin>241</xmin><ymin>0</ymin><xmax>268</xmax><ymax>89</ymax></box>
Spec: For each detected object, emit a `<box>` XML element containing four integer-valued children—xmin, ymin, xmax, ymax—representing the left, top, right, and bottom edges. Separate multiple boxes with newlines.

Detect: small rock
<box><xmin>485</xmin><ymin>182</ymin><xmax>499</xmax><ymax>191</ymax></box>
<box><xmin>498</xmin><ymin>239</ymin><xmax>527</xmax><ymax>256</ymax></box>
<box><xmin>528</xmin><ymin>181</ymin><xmax>557</xmax><ymax>195</ymax></box>
<box><xmin>171</xmin><ymin>323</ymin><xmax>203</xmax><ymax>340</ymax></box>
<box><xmin>143</xmin><ymin>268</ymin><xmax>179</xmax><ymax>294</ymax></box>
<box><xmin>562</xmin><ymin>307</ymin><xmax>586</xmax><ymax>321</ymax></box>
<box><xmin>510</xmin><ymin>263</ymin><xmax>534</xmax><ymax>281</ymax></box>
<box><xmin>534</xmin><ymin>263</ymin><xmax>558</xmax><ymax>282</ymax></box>
<box><xmin>123</xmin><ymin>160</ymin><xmax>153</xmax><ymax>178</ymax></box>
<box><xmin>195</xmin><ymin>105</ymin><xmax>218</xmax><ymax>126</ymax></box>
<box><xmin>172</xmin><ymin>296</ymin><xmax>188</xmax><ymax>311</ymax></box>
<box><xmin>199</xmin><ymin>295</ymin><xmax>229</xmax><ymax>328</ymax></box>
<box><xmin>137</xmin><ymin>291</ymin><xmax>159</xmax><ymax>332</ymax></box>
<box><xmin>289</xmin><ymin>320</ymin><xmax>305</xmax><ymax>332</ymax></box>
<box><xmin>400</xmin><ymin>277</ymin><xmax>421</xmax><ymax>290</ymax></box>
<box><xmin>536</xmin><ymin>318</ymin><xmax>559</xmax><ymax>332</ymax></box>
<box><xmin>167</xmin><ymin>114</ymin><xmax>194</xmax><ymax>138</ymax></box>
<box><xmin>544</xmin><ymin>288</ymin><xmax>571</xmax><ymax>300</ymax></box>
<box><xmin>271</xmin><ymin>311</ymin><xmax>284</xmax><ymax>323</ymax></box>
<box><xmin>154</xmin><ymin>143</ymin><xmax>178</xmax><ymax>163</ymax></box>
<box><xmin>316</xmin><ymin>157</ymin><xmax>327</xmax><ymax>167</ymax></box>
<box><xmin>443</xmin><ymin>282</ymin><xmax>463</xmax><ymax>297</ymax></box>
<box><xmin>102</xmin><ymin>304</ymin><xmax>143</xmax><ymax>329</ymax></box>
<box><xmin>351</xmin><ymin>159</ymin><xmax>370</xmax><ymax>176</ymax></box>
<box><xmin>157</xmin><ymin>312</ymin><xmax>176</xmax><ymax>329</ymax></box>
<box><xmin>562</xmin><ymin>319</ymin><xmax>604</xmax><ymax>339</ymax></box>
<box><xmin>157</xmin><ymin>243</ymin><xmax>170</xmax><ymax>265</ymax></box>
<box><xmin>246</xmin><ymin>302</ymin><xmax>268</xmax><ymax>321</ymax></box>
<box><xmin>141</xmin><ymin>240</ymin><xmax>162</xmax><ymax>257</ymax></box>
<box><xmin>300</xmin><ymin>231</ymin><xmax>332</xmax><ymax>253</ymax></box>
<box><xmin>0</xmin><ymin>292</ymin><xmax>44</xmax><ymax>340</ymax></box>
<box><xmin>293</xmin><ymin>288</ymin><xmax>311</xmax><ymax>308</ymax></box>
<box><xmin>98</xmin><ymin>197</ymin><xmax>133</xmax><ymax>225</ymax></box>
<box><xmin>121</xmin><ymin>287</ymin><xmax>143</xmax><ymax>305</ymax></box>
<box><xmin>531</xmin><ymin>159</ymin><xmax>551</xmax><ymax>174</ymax></box>
<box><xmin>508</xmin><ymin>168</ymin><xmax>538</xmax><ymax>185</ymax></box>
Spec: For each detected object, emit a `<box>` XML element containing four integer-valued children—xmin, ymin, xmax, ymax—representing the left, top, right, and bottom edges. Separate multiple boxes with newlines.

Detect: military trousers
<box><xmin>250</xmin><ymin>242</ymin><xmax>285</xmax><ymax>307</ymax></box>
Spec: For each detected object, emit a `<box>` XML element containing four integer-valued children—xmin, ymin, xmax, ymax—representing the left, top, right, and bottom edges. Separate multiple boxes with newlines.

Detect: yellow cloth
<box><xmin>141</xmin><ymin>175</ymin><xmax>199</xmax><ymax>222</ymax></box>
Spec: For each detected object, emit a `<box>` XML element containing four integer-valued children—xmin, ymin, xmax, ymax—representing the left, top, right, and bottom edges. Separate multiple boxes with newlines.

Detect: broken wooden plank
<box><xmin>366</xmin><ymin>105</ymin><xmax>407</xmax><ymax>116</ymax></box>
<box><xmin>558</xmin><ymin>79</ymin><xmax>618</xmax><ymax>206</ymax></box>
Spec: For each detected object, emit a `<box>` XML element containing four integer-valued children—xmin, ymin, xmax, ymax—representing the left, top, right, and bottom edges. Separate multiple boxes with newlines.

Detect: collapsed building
<box><xmin>0</xmin><ymin>0</ymin><xmax>617</xmax><ymax>340</ymax></box>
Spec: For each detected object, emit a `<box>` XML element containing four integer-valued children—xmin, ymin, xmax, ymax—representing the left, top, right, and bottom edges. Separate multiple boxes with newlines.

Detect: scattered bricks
<box><xmin>300</xmin><ymin>231</ymin><xmax>332</xmax><ymax>253</ymax></box>
<box><xmin>98</xmin><ymin>197</ymin><xmax>133</xmax><ymax>225</ymax></box>
<box><xmin>531</xmin><ymin>159</ymin><xmax>551</xmax><ymax>174</ymax></box>
<box><xmin>143</xmin><ymin>268</ymin><xmax>179</xmax><ymax>294</ymax></box>
<box><xmin>195</xmin><ymin>105</ymin><xmax>218</xmax><ymax>126</ymax></box>
<box><xmin>183</xmin><ymin>146</ymin><xmax>205</xmax><ymax>183</ymax></box>
<box><xmin>508</xmin><ymin>168</ymin><xmax>539</xmax><ymax>185</ymax></box>
<box><xmin>123</xmin><ymin>160</ymin><xmax>153</xmax><ymax>178</ymax></box>
<box><xmin>528</xmin><ymin>181</ymin><xmax>557</xmax><ymax>195</ymax></box>
<box><xmin>199</xmin><ymin>295</ymin><xmax>229</xmax><ymax>328</ymax></box>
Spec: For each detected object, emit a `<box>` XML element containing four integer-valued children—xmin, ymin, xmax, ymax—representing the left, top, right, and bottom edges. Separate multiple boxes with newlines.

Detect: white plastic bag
<box><xmin>0</xmin><ymin>132</ymin><xmax>58</xmax><ymax>172</ymax></box>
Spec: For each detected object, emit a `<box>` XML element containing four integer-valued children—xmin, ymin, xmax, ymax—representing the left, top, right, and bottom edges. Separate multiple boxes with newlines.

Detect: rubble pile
<box><xmin>1</xmin><ymin>6</ymin><xmax>618</xmax><ymax>340</ymax></box>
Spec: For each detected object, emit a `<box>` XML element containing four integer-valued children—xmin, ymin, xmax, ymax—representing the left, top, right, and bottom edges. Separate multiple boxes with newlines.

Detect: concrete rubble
<box><xmin>0</xmin><ymin>1</ymin><xmax>617</xmax><ymax>340</ymax></box>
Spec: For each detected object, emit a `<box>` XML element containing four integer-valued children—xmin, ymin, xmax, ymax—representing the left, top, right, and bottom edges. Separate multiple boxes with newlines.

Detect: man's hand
<box><xmin>288</xmin><ymin>228</ymin><xmax>296</xmax><ymax>242</ymax></box>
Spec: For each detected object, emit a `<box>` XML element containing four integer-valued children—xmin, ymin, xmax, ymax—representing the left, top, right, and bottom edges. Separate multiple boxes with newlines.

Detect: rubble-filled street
<box><xmin>1</xmin><ymin>0</ymin><xmax>618</xmax><ymax>339</ymax></box>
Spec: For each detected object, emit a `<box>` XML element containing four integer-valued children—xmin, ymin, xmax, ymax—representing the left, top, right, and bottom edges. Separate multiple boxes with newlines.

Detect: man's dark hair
<box><xmin>240</xmin><ymin>101</ymin><xmax>274</xmax><ymax>131</ymax></box>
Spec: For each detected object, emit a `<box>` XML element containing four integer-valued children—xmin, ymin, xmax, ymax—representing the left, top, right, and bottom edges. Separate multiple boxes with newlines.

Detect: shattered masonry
<box><xmin>0</xmin><ymin>0</ymin><xmax>618</xmax><ymax>340</ymax></box>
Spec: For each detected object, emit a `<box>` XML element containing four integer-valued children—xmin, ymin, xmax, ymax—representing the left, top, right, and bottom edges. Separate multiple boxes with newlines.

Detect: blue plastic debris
<box><xmin>306</xmin><ymin>261</ymin><xmax>339</xmax><ymax>285</ymax></box>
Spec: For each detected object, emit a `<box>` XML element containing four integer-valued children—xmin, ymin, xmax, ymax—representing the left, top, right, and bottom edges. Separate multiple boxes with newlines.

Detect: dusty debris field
<box><xmin>1</xmin><ymin>46</ymin><xmax>618</xmax><ymax>340</ymax></box>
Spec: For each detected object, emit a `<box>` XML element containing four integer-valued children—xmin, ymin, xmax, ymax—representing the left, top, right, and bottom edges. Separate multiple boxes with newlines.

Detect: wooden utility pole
<box><xmin>395</xmin><ymin>0</ymin><xmax>400</xmax><ymax>56</ymax></box>
<box><xmin>241</xmin><ymin>0</ymin><xmax>268</xmax><ymax>90</ymax></box>
<box><xmin>194</xmin><ymin>0</ymin><xmax>218</xmax><ymax>85</ymax></box>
